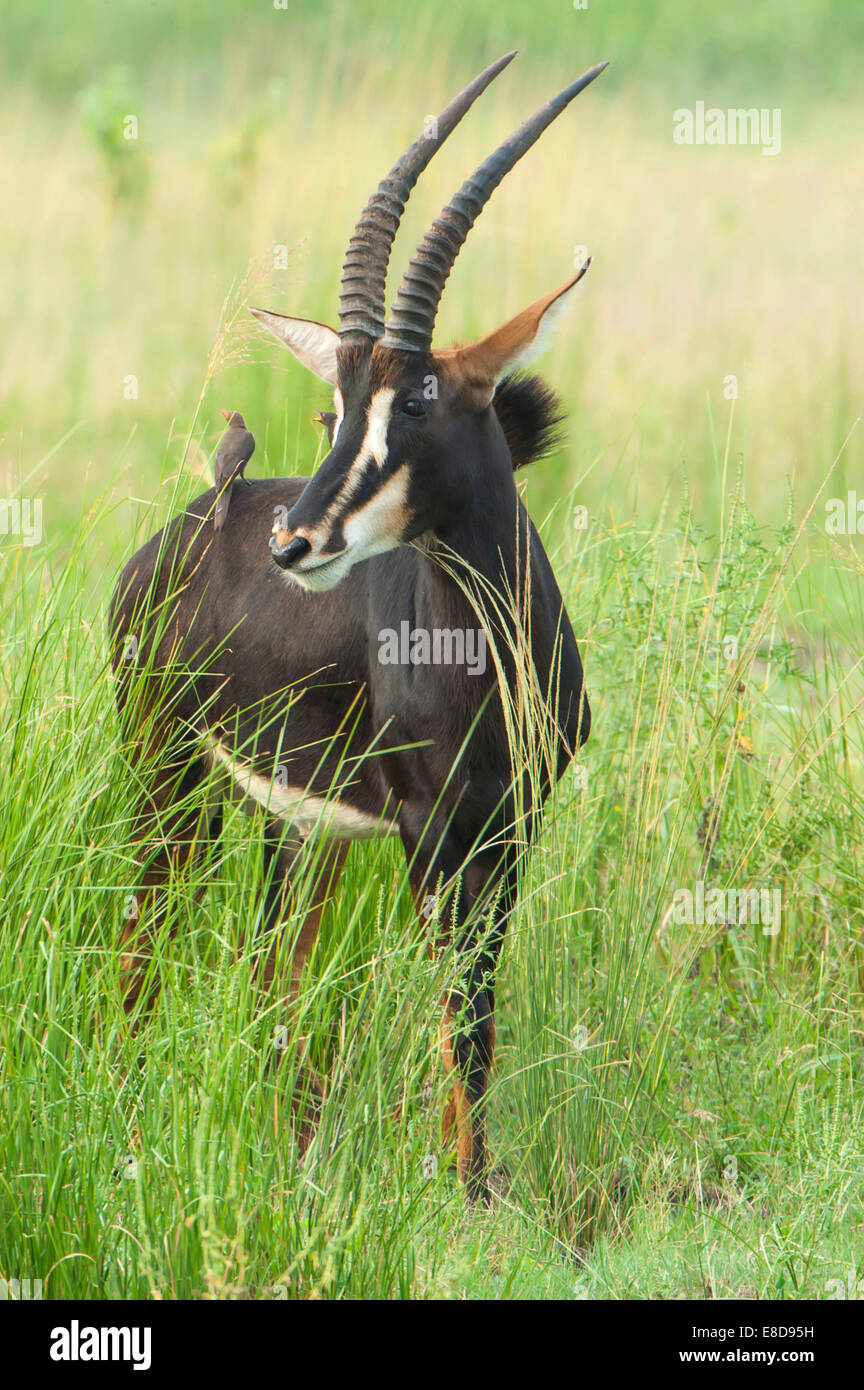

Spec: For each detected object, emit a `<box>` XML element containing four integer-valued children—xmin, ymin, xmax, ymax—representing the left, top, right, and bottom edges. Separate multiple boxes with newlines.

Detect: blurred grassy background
<box><xmin>1</xmin><ymin>0</ymin><xmax>862</xmax><ymax>549</ymax></box>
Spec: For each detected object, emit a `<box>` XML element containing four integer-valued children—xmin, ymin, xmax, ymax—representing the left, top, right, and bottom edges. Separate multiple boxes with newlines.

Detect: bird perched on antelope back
<box><xmin>213</xmin><ymin>410</ymin><xmax>255</xmax><ymax>532</ymax></box>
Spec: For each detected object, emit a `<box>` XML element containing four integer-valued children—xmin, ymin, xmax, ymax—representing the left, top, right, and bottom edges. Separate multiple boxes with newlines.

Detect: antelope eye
<box><xmin>401</xmin><ymin>397</ymin><xmax>427</xmax><ymax>418</ymax></box>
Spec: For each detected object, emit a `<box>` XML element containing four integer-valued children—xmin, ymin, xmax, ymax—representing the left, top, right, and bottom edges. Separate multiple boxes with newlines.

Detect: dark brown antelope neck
<box><xmin>337</xmin><ymin>51</ymin><xmax>516</xmax><ymax>344</ymax></box>
<box><xmin>381</xmin><ymin>60</ymin><xmax>609</xmax><ymax>354</ymax></box>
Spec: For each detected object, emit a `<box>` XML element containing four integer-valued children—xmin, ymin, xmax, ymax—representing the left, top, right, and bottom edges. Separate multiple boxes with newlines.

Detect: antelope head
<box><xmin>252</xmin><ymin>53</ymin><xmax>607</xmax><ymax>592</ymax></box>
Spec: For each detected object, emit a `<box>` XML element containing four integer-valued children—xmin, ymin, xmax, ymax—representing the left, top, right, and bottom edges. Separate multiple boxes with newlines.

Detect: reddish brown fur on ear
<box><xmin>439</xmin><ymin>262</ymin><xmax>590</xmax><ymax>390</ymax></box>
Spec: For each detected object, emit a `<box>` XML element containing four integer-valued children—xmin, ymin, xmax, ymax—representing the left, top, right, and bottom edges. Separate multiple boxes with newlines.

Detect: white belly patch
<box><xmin>208</xmin><ymin>736</ymin><xmax>397</xmax><ymax>841</ymax></box>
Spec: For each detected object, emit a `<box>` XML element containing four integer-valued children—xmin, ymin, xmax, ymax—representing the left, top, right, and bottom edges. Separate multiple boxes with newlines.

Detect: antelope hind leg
<box><xmin>254</xmin><ymin>828</ymin><xmax>350</xmax><ymax>1151</ymax></box>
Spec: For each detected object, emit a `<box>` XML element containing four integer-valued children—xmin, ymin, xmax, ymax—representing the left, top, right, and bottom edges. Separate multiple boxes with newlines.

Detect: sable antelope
<box><xmin>110</xmin><ymin>51</ymin><xmax>604</xmax><ymax>1203</ymax></box>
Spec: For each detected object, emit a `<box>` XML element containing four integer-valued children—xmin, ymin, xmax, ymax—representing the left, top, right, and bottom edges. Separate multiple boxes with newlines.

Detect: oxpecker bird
<box><xmin>313</xmin><ymin>410</ymin><xmax>338</xmax><ymax>448</ymax></box>
<box><xmin>214</xmin><ymin>410</ymin><xmax>255</xmax><ymax>532</ymax></box>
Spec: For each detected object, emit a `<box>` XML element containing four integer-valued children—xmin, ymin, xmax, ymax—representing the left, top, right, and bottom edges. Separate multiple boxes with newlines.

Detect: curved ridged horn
<box><xmin>382</xmin><ymin>61</ymin><xmax>609</xmax><ymax>353</ymax></box>
<box><xmin>338</xmin><ymin>51</ymin><xmax>517</xmax><ymax>343</ymax></box>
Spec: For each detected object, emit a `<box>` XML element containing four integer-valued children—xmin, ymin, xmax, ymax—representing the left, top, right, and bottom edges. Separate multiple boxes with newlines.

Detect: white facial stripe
<box><xmin>285</xmin><ymin>467</ymin><xmax>410</xmax><ymax>592</ymax></box>
<box><xmin>317</xmin><ymin>387</ymin><xmax>395</xmax><ymax>536</ymax></box>
<box><xmin>331</xmin><ymin>387</ymin><xmax>344</xmax><ymax>446</ymax></box>
<box><xmin>343</xmin><ymin>465</ymin><xmax>410</xmax><ymax>556</ymax></box>
<box><xmin>362</xmin><ymin>388</ymin><xmax>394</xmax><ymax>469</ymax></box>
<box><xmin>209</xmin><ymin>737</ymin><xmax>397</xmax><ymax>839</ymax></box>
<box><xmin>280</xmin><ymin>389</ymin><xmax>404</xmax><ymax>590</ymax></box>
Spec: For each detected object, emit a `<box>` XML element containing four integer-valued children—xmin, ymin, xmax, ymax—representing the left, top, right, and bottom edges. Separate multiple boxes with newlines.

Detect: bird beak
<box><xmin>221</xmin><ymin>410</ymin><xmax>230</xmax><ymax>419</ymax></box>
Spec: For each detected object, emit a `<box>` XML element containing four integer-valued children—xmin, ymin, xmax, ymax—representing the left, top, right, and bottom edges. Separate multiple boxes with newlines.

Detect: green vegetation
<box><xmin>1</xmin><ymin>438</ymin><xmax>861</xmax><ymax>1297</ymax></box>
<box><xmin>0</xmin><ymin>0</ymin><xmax>861</xmax><ymax>1299</ymax></box>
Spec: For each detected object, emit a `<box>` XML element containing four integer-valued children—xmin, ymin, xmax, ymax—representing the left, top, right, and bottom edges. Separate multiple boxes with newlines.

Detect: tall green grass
<box><xmin>1</xmin><ymin>0</ymin><xmax>862</xmax><ymax>1299</ymax></box>
<box><xmin>1</xmin><ymin>404</ymin><xmax>861</xmax><ymax>1297</ymax></box>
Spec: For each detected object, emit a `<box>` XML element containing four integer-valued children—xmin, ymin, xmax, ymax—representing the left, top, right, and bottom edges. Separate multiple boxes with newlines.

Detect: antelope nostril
<box><xmin>270</xmin><ymin>535</ymin><xmax>312</xmax><ymax>569</ymax></box>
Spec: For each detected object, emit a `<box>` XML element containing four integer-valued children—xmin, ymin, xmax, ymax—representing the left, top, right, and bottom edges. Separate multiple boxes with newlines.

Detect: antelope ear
<box><xmin>249</xmin><ymin>308</ymin><xmax>339</xmax><ymax>384</ymax></box>
<box><xmin>446</xmin><ymin>262</ymin><xmax>590</xmax><ymax>393</ymax></box>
